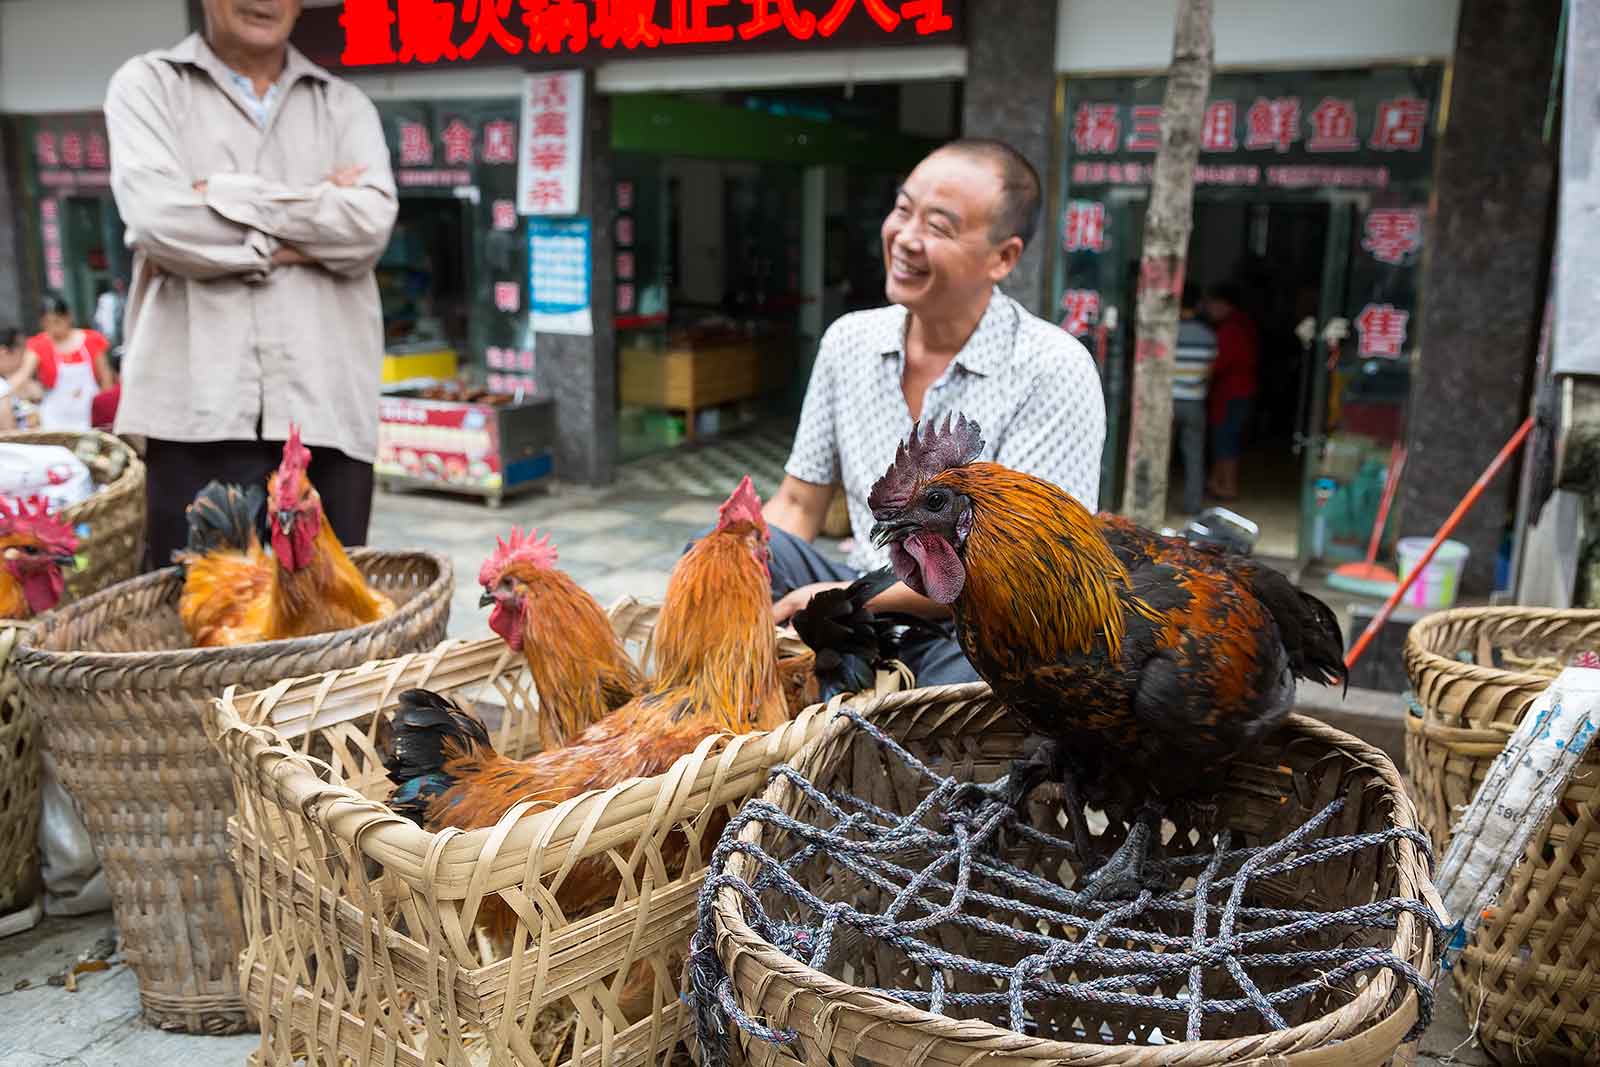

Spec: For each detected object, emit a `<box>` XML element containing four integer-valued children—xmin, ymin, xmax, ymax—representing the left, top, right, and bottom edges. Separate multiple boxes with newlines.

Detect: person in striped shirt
<box><xmin>1173</xmin><ymin>284</ymin><xmax>1218</xmax><ymax>515</ymax></box>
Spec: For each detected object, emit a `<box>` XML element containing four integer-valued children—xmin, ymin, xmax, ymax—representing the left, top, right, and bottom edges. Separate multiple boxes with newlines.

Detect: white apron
<box><xmin>37</xmin><ymin>343</ymin><xmax>98</xmax><ymax>431</ymax></box>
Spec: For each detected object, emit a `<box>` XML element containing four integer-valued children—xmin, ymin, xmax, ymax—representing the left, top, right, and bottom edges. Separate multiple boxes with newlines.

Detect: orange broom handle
<box><xmin>1344</xmin><ymin>416</ymin><xmax>1535</xmax><ymax>671</ymax></box>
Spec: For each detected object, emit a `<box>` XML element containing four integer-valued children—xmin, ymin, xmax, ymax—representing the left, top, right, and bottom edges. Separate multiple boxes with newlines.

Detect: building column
<box><xmin>0</xmin><ymin>125</ymin><xmax>27</xmax><ymax>330</ymax></box>
<box><xmin>959</xmin><ymin>0</ymin><xmax>1059</xmax><ymax>318</ymax></box>
<box><xmin>541</xmin><ymin>75</ymin><xmax>617</xmax><ymax>486</ymax></box>
<box><xmin>1401</xmin><ymin>0</ymin><xmax>1559</xmax><ymax>595</ymax></box>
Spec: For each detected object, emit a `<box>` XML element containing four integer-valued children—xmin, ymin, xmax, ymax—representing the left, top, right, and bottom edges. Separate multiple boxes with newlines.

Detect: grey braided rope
<box><xmin>689</xmin><ymin>709</ymin><xmax>1442</xmax><ymax>1066</ymax></box>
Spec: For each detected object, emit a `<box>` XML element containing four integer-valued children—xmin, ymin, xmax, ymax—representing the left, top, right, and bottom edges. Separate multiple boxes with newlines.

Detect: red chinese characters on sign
<box><xmin>527</xmin><ymin>179</ymin><xmax>565</xmax><ymax>209</ymax></box>
<box><xmin>482</xmin><ymin>118</ymin><xmax>517</xmax><ymax>163</ymax></box>
<box><xmin>441</xmin><ymin>119</ymin><xmax>474</xmax><ymax>163</ymax></box>
<box><xmin>461</xmin><ymin>0</ymin><xmax>523</xmax><ymax>59</ymax></box>
<box><xmin>1307</xmin><ymin>97</ymin><xmax>1358</xmax><ymax>152</ymax></box>
<box><xmin>1063</xmin><ymin>201</ymin><xmax>1106</xmax><ymax>253</ymax></box>
<box><xmin>593</xmin><ymin>0</ymin><xmax>665</xmax><ymax>47</ymax></box>
<box><xmin>1072</xmin><ymin>104</ymin><xmax>1120</xmax><ymax>155</ymax></box>
<box><xmin>398</xmin><ymin>121</ymin><xmax>433</xmax><ymax>165</ymax></box>
<box><xmin>34</xmin><ymin>132</ymin><xmax>58</xmax><ymax>167</ymax></box>
<box><xmin>1355</xmin><ymin>303</ymin><xmax>1409</xmax><ymax>358</ymax></box>
<box><xmin>617</xmin><ymin>282</ymin><xmax>636</xmax><ymax>312</ymax></box>
<box><xmin>86</xmin><ymin>132</ymin><xmax>109</xmax><ymax>169</ymax></box>
<box><xmin>494</xmin><ymin>281</ymin><xmax>522</xmax><ymax>312</ymax></box>
<box><xmin>1361</xmin><ymin>209</ymin><xmax>1423</xmax><ymax>265</ymax></box>
<box><xmin>1125</xmin><ymin>105</ymin><xmax>1162</xmax><ymax>153</ymax></box>
<box><xmin>398</xmin><ymin>0</ymin><xmax>459</xmax><ymax>62</ymax></box>
<box><xmin>523</xmin><ymin>0</ymin><xmax>588</xmax><ymax>52</ymax></box>
<box><xmin>740</xmin><ymin>0</ymin><xmax>817</xmax><ymax>39</ymax></box>
<box><xmin>492</xmin><ymin>199</ymin><xmax>518</xmax><ymax>230</ymax></box>
<box><xmin>1201</xmin><ymin>100</ymin><xmax>1236</xmax><ymax>152</ymax></box>
<box><xmin>1370</xmin><ymin>97</ymin><xmax>1428</xmax><ymax>152</ymax></box>
<box><xmin>40</xmin><ymin>200</ymin><xmax>65</xmax><ymax>290</ymax></box>
<box><xmin>616</xmin><ymin>251</ymin><xmax>635</xmax><ymax>279</ymax></box>
<box><xmin>1245</xmin><ymin>97</ymin><xmax>1300</xmax><ymax>153</ymax></box>
<box><xmin>1059</xmin><ymin>289</ymin><xmax>1100</xmax><ymax>336</ymax></box>
<box><xmin>342</xmin><ymin>0</ymin><xmax>398</xmax><ymax>63</ymax></box>
<box><xmin>60</xmin><ymin>132</ymin><xmax>84</xmax><ymax>169</ymax></box>
<box><xmin>616</xmin><ymin>216</ymin><xmax>635</xmax><ymax>245</ymax></box>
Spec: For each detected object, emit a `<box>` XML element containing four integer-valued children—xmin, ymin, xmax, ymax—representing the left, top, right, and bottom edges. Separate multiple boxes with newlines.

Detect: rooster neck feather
<box><xmin>0</xmin><ymin>572</ymin><xmax>29</xmax><ymax>620</ymax></box>
<box><xmin>940</xmin><ymin>464</ymin><xmax>1144</xmax><ymax>661</ymax></box>
<box><xmin>268</xmin><ymin>516</ymin><xmax>384</xmax><ymax>631</ymax></box>
<box><xmin>513</xmin><ymin>566</ymin><xmax>642</xmax><ymax>745</ymax></box>
<box><xmin>651</xmin><ymin>525</ymin><xmax>779</xmax><ymax>734</ymax></box>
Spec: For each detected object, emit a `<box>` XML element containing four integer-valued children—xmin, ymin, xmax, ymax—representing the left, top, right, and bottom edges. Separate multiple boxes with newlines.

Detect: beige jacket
<box><xmin>106</xmin><ymin>34</ymin><xmax>397</xmax><ymax>462</ymax></box>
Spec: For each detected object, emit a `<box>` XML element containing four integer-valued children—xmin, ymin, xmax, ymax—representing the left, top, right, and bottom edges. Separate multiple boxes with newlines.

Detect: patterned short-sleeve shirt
<box><xmin>787</xmin><ymin>288</ymin><xmax>1107</xmax><ymax>572</ymax></box>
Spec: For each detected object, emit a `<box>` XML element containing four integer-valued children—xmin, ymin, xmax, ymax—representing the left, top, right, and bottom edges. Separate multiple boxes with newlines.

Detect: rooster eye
<box><xmin>924</xmin><ymin>490</ymin><xmax>948</xmax><ymax>513</ymax></box>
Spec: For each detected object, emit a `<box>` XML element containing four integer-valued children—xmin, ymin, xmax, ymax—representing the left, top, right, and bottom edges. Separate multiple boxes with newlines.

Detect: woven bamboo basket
<box><xmin>205</xmin><ymin>596</ymin><xmax>910</xmax><ymax>1067</ymax></box>
<box><xmin>11</xmin><ymin>549</ymin><xmax>453</xmax><ymax>1035</ymax></box>
<box><xmin>1403</xmin><ymin>606</ymin><xmax>1600</xmax><ymax>1063</ymax></box>
<box><xmin>0</xmin><ymin>429</ymin><xmax>144</xmax><ymax>928</ymax></box>
<box><xmin>706</xmin><ymin>683</ymin><xmax>1442</xmax><ymax>1067</ymax></box>
<box><xmin>0</xmin><ymin>428</ymin><xmax>147</xmax><ymax>602</ymax></box>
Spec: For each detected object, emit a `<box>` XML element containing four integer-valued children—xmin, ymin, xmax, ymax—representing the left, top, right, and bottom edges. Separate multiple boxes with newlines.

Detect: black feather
<box><xmin>792</xmin><ymin>567</ymin><xmax>938</xmax><ymax>698</ymax></box>
<box><xmin>176</xmin><ymin>480</ymin><xmax>265</xmax><ymax>572</ymax></box>
<box><xmin>1240</xmin><ymin>562</ymin><xmax>1349</xmax><ymax>692</ymax></box>
<box><xmin>379</xmin><ymin>688</ymin><xmax>494</xmax><ymax>825</ymax></box>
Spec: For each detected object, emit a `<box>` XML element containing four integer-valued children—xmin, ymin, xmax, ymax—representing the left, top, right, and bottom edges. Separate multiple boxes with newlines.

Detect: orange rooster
<box><xmin>868</xmin><ymin>415</ymin><xmax>1347</xmax><ymax>896</ymax></box>
<box><xmin>478</xmin><ymin>528</ymin><xmax>644</xmax><ymax>750</ymax></box>
<box><xmin>176</xmin><ymin>426</ymin><xmax>394</xmax><ymax>647</ymax></box>
<box><xmin>0</xmin><ymin>496</ymin><xmax>78</xmax><ymax>620</ymax></box>
<box><xmin>382</xmin><ymin>476</ymin><xmax>783</xmax><ymax>940</ymax></box>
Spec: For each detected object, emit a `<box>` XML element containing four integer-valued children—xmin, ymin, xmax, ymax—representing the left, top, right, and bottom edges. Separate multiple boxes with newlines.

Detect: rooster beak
<box><xmin>478</xmin><ymin>590</ymin><xmax>495</xmax><ymax>609</ymax></box>
<box><xmin>870</xmin><ymin>519</ymin><xmax>914</xmax><ymax>548</ymax></box>
<box><xmin>52</xmin><ymin>554</ymin><xmax>78</xmax><ymax>569</ymax></box>
<box><xmin>277</xmin><ymin>510</ymin><xmax>295</xmax><ymax>533</ymax></box>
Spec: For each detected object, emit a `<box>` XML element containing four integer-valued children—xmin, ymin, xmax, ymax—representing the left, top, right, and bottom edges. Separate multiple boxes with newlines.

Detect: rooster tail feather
<box><xmin>1245</xmin><ymin>565</ymin><xmax>1349</xmax><ymax>691</ymax></box>
<box><xmin>178</xmin><ymin>481</ymin><xmax>265</xmax><ymax>568</ymax></box>
<box><xmin>792</xmin><ymin>566</ymin><xmax>909</xmax><ymax>700</ymax></box>
<box><xmin>381</xmin><ymin>688</ymin><xmax>495</xmax><ymax>825</ymax></box>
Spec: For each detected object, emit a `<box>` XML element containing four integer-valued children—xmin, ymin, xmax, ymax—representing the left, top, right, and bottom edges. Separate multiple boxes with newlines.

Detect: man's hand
<box><xmin>192</xmin><ymin>179</ymin><xmax>207</xmax><ymax>195</ymax></box>
<box><xmin>271</xmin><ymin>245</ymin><xmax>316</xmax><ymax>266</ymax></box>
<box><xmin>772</xmin><ymin>580</ymin><xmax>850</xmax><ymax>626</ymax></box>
<box><xmin>327</xmin><ymin>164</ymin><xmax>367</xmax><ymax>188</ymax></box>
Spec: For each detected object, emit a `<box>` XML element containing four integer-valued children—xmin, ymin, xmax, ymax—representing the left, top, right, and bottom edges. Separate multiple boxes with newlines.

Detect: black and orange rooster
<box><xmin>0</xmin><ymin>495</ymin><xmax>78</xmax><ymax>620</ymax></box>
<box><xmin>867</xmin><ymin>414</ymin><xmax>1347</xmax><ymax>896</ymax></box>
<box><xmin>478</xmin><ymin>527</ymin><xmax>644</xmax><ymax>750</ymax></box>
<box><xmin>381</xmin><ymin>476</ymin><xmax>787</xmax><ymax>947</ymax></box>
<box><xmin>176</xmin><ymin>426</ymin><xmax>394</xmax><ymax>647</ymax></box>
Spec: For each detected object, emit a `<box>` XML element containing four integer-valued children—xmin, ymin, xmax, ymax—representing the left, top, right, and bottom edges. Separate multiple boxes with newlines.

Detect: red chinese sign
<box><xmin>328</xmin><ymin>0</ymin><xmax>958</xmax><ymax>68</ymax></box>
<box><xmin>517</xmin><ymin>70</ymin><xmax>582</xmax><ymax>215</ymax></box>
<box><xmin>1361</xmin><ymin>208</ymin><xmax>1423</xmax><ymax>265</ymax></box>
<box><xmin>486</xmin><ymin>345</ymin><xmax>538</xmax><ymax>394</ymax></box>
<box><xmin>1059</xmin><ymin>289</ymin><xmax>1100</xmax><ymax>337</ymax></box>
<box><xmin>1355</xmin><ymin>303</ymin><xmax>1409</xmax><ymax>358</ymax></box>
<box><xmin>39</xmin><ymin>199</ymin><xmax>65</xmax><ymax>292</ymax></box>
<box><xmin>30</xmin><ymin>119</ymin><xmax>113</xmax><ymax>191</ymax></box>
<box><xmin>377</xmin><ymin>396</ymin><xmax>506</xmax><ymax>488</ymax></box>
<box><xmin>1062</xmin><ymin>201</ymin><xmax>1106</xmax><ymax>253</ymax></box>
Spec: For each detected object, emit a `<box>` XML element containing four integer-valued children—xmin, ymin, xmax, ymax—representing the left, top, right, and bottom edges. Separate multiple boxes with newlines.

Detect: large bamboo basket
<box><xmin>1404</xmin><ymin>606</ymin><xmax>1600</xmax><ymax>1063</ymax></box>
<box><xmin>0</xmin><ymin>429</ymin><xmax>144</xmax><ymax>927</ymax></box>
<box><xmin>206</xmin><ymin>597</ymin><xmax>910</xmax><ymax>1067</ymax></box>
<box><xmin>11</xmin><ymin>549</ymin><xmax>453</xmax><ymax>1035</ymax></box>
<box><xmin>706</xmin><ymin>684</ymin><xmax>1441</xmax><ymax>1067</ymax></box>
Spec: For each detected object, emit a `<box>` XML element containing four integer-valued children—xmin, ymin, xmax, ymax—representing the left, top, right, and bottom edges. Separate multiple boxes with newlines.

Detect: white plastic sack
<box><xmin>0</xmin><ymin>444</ymin><xmax>93</xmax><ymax>513</ymax></box>
<box><xmin>37</xmin><ymin>752</ymin><xmax>110</xmax><ymax>916</ymax></box>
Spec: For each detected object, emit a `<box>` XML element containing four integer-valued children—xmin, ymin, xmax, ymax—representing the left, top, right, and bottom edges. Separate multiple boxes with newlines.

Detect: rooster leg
<box><xmin>949</xmin><ymin>738</ymin><xmax>1061</xmax><ymax>814</ymax></box>
<box><xmin>1075</xmin><ymin>804</ymin><xmax>1163</xmax><ymax>903</ymax></box>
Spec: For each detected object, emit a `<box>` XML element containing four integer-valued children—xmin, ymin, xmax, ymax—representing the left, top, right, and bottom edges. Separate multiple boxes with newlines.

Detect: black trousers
<box><xmin>142</xmin><ymin>437</ymin><xmax>374</xmax><ymax>572</ymax></box>
<box><xmin>686</xmin><ymin>525</ymin><xmax>980</xmax><ymax>687</ymax></box>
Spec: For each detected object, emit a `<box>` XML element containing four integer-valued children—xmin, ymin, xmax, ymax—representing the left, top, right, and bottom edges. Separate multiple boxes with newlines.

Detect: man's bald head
<box><xmin>930</xmin><ymin>139</ymin><xmax>1042</xmax><ymax>250</ymax></box>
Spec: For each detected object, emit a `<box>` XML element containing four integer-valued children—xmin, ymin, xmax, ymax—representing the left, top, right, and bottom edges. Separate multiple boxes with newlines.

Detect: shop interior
<box><xmin>376</xmin><ymin>193</ymin><xmax>474</xmax><ymax>381</ymax></box>
<box><xmin>1116</xmin><ymin>194</ymin><xmax>1406</xmax><ymax>565</ymax></box>
<box><xmin>608</xmin><ymin>81</ymin><xmax>960</xmax><ymax>463</ymax></box>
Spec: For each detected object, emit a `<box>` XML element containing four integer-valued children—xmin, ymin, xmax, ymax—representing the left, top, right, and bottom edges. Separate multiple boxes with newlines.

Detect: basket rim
<box><xmin>1403</xmin><ymin>604</ymin><xmax>1600</xmax><ymax>689</ymax></box>
<box><xmin>206</xmin><ymin>613</ymin><xmax>899</xmax><ymax>899</ymax></box>
<box><xmin>11</xmin><ymin>546</ymin><xmax>453</xmax><ymax>671</ymax></box>
<box><xmin>711</xmin><ymin>684</ymin><xmax>1441</xmax><ymax>1065</ymax></box>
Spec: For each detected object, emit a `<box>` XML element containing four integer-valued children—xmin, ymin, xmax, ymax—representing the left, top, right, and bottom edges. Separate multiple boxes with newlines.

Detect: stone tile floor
<box><xmin>0</xmin><ymin>445</ymin><xmax>1491</xmax><ymax>1065</ymax></box>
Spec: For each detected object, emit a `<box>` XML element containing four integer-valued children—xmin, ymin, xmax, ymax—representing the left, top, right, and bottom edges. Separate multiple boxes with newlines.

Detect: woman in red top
<box><xmin>1202</xmin><ymin>283</ymin><xmax>1259</xmax><ymax>502</ymax></box>
<box><xmin>24</xmin><ymin>293</ymin><xmax>116</xmax><ymax>432</ymax></box>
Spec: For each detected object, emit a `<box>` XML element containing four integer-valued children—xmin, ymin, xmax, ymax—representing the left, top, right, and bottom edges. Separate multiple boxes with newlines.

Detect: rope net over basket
<box><xmin>692</xmin><ymin>707</ymin><xmax>1445</xmax><ymax>1065</ymax></box>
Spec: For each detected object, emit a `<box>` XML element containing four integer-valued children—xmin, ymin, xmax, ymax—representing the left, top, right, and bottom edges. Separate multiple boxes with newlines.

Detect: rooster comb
<box><xmin>868</xmin><ymin>413</ymin><xmax>985</xmax><ymax>513</ymax></box>
<box><xmin>715</xmin><ymin>476</ymin><xmax>767</xmax><ymax>536</ymax></box>
<box><xmin>0</xmin><ymin>494</ymin><xmax>78</xmax><ymax>554</ymax></box>
<box><xmin>479</xmin><ymin>527</ymin><xmax>558</xmax><ymax>587</ymax></box>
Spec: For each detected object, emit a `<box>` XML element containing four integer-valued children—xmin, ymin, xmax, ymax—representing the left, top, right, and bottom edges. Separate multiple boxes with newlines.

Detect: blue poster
<box><xmin>527</xmin><ymin>217</ymin><xmax>592</xmax><ymax>336</ymax></box>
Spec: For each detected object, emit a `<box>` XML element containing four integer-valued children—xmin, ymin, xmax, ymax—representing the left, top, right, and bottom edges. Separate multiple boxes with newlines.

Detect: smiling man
<box><xmin>105</xmin><ymin>0</ymin><xmax>396</xmax><ymax>570</ymax></box>
<box><xmin>762</xmin><ymin>139</ymin><xmax>1106</xmax><ymax>685</ymax></box>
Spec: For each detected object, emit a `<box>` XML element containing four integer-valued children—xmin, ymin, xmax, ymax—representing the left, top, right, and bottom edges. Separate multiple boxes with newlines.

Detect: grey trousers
<box><xmin>1174</xmin><ymin>398</ymin><xmax>1208</xmax><ymax>515</ymax></box>
<box><xmin>684</xmin><ymin>526</ymin><xmax>980</xmax><ymax>687</ymax></box>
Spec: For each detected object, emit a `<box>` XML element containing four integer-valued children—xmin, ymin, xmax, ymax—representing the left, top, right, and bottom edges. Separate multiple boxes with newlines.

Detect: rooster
<box><xmin>478</xmin><ymin>528</ymin><xmax>644</xmax><ymax>750</ymax></box>
<box><xmin>0</xmin><ymin>496</ymin><xmax>79</xmax><ymax>620</ymax></box>
<box><xmin>176</xmin><ymin>426</ymin><xmax>394</xmax><ymax>647</ymax></box>
<box><xmin>789</xmin><ymin>566</ymin><xmax>940</xmax><ymax>701</ymax></box>
<box><xmin>867</xmin><ymin>414</ymin><xmax>1347</xmax><ymax>897</ymax></box>
<box><xmin>381</xmin><ymin>476</ymin><xmax>786</xmax><ymax>949</ymax></box>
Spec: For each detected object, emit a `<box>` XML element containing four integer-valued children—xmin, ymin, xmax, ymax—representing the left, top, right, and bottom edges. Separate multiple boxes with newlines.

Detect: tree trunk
<box><xmin>1120</xmin><ymin>0</ymin><xmax>1214</xmax><ymax>527</ymax></box>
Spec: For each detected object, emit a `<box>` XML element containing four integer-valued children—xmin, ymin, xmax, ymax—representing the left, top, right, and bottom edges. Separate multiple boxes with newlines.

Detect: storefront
<box><xmin>1051</xmin><ymin>62</ymin><xmax>1444</xmax><ymax>565</ymax></box>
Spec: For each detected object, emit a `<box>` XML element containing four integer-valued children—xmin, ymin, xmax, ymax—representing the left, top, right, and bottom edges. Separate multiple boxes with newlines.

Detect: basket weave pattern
<box><xmin>207</xmin><ymin>597</ymin><xmax>909</xmax><ymax>1067</ymax></box>
<box><xmin>0</xmin><ymin>430</ymin><xmax>146</xmax><ymax>922</ymax></box>
<box><xmin>12</xmin><ymin>549</ymin><xmax>452</xmax><ymax>1034</ymax></box>
<box><xmin>708</xmin><ymin>684</ymin><xmax>1439</xmax><ymax>1067</ymax></box>
<box><xmin>1404</xmin><ymin>606</ymin><xmax>1600</xmax><ymax>1063</ymax></box>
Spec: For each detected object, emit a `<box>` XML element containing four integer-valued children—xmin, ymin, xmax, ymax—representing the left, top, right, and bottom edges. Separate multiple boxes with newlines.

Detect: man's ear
<box><xmin>988</xmin><ymin>235</ymin><xmax>1024</xmax><ymax>282</ymax></box>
